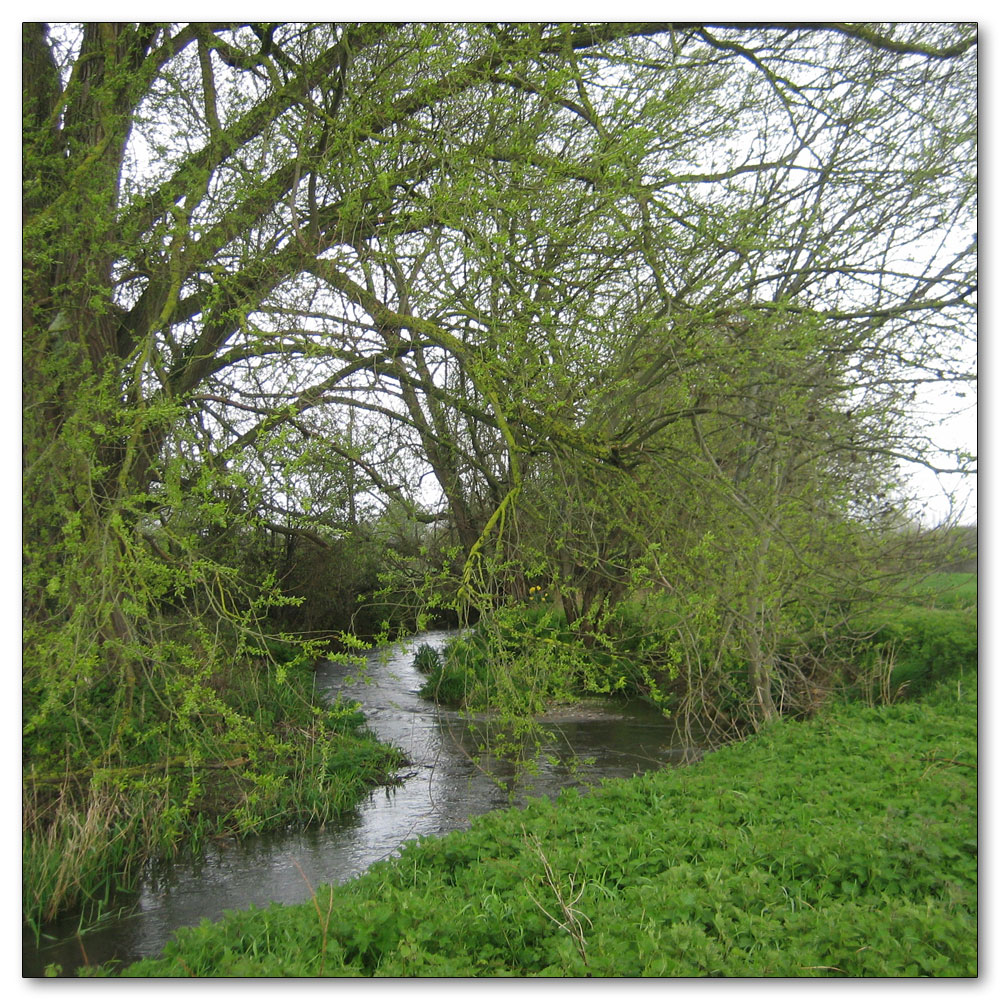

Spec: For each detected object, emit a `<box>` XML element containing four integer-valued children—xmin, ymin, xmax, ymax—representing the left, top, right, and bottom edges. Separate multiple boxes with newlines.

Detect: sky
<box><xmin>908</xmin><ymin>363</ymin><xmax>978</xmax><ymax>527</ymax></box>
<box><xmin>1</xmin><ymin>8</ymin><xmax>988</xmax><ymax>995</ymax></box>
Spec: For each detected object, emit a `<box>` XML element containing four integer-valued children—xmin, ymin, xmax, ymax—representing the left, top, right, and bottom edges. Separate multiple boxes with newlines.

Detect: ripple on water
<box><xmin>23</xmin><ymin>630</ymin><xmax>684</xmax><ymax>977</ymax></box>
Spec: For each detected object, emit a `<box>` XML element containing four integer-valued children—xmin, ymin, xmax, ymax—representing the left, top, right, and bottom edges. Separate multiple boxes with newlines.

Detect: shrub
<box><xmin>852</xmin><ymin>606</ymin><xmax>977</xmax><ymax>699</ymax></box>
<box><xmin>22</xmin><ymin>645</ymin><xmax>402</xmax><ymax>931</ymax></box>
<box><xmin>416</xmin><ymin>602</ymin><xmax>676</xmax><ymax>710</ymax></box>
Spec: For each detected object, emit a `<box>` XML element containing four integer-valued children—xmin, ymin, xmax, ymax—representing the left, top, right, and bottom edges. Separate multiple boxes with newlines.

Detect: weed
<box><xmin>115</xmin><ymin>678</ymin><xmax>977</xmax><ymax>978</ymax></box>
<box><xmin>522</xmin><ymin>828</ymin><xmax>591</xmax><ymax>971</ymax></box>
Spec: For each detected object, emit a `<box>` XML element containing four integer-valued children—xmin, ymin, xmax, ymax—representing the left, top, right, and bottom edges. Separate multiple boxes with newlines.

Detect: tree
<box><xmin>23</xmin><ymin>22</ymin><xmax>976</xmax><ymax>753</ymax></box>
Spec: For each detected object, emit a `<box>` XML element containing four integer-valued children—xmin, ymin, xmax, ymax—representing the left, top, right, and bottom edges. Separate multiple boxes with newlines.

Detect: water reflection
<box><xmin>24</xmin><ymin>630</ymin><xmax>682</xmax><ymax>976</ymax></box>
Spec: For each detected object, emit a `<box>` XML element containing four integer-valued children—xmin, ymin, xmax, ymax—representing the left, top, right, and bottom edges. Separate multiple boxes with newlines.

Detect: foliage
<box><xmin>22</xmin><ymin>21</ymin><xmax>977</xmax><ymax>931</ymax></box>
<box><xmin>845</xmin><ymin>604</ymin><xmax>977</xmax><ymax>701</ymax></box>
<box><xmin>411</xmin><ymin>643</ymin><xmax>442</xmax><ymax>675</ymax></box>
<box><xmin>111</xmin><ymin>679</ymin><xmax>977</xmax><ymax>977</ymax></box>
<box><xmin>418</xmin><ymin>600</ymin><xmax>680</xmax><ymax>713</ymax></box>
<box><xmin>419</xmin><ymin>571</ymin><xmax>977</xmax><ymax>747</ymax></box>
<box><xmin>420</xmin><ymin>610</ymin><xmax>574</xmax><ymax>712</ymax></box>
<box><xmin>22</xmin><ymin>645</ymin><xmax>402</xmax><ymax>931</ymax></box>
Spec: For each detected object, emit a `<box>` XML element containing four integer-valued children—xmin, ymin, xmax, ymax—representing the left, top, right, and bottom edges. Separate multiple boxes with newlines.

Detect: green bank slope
<box><xmin>109</xmin><ymin>677</ymin><xmax>977</xmax><ymax>978</ymax></box>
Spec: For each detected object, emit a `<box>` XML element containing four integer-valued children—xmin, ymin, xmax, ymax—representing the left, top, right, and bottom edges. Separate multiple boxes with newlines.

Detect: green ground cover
<box><xmin>908</xmin><ymin>572</ymin><xmax>978</xmax><ymax>610</ymax></box>
<box><xmin>106</xmin><ymin>677</ymin><xmax>977</xmax><ymax>978</ymax></box>
<box><xmin>23</xmin><ymin>641</ymin><xmax>403</xmax><ymax>932</ymax></box>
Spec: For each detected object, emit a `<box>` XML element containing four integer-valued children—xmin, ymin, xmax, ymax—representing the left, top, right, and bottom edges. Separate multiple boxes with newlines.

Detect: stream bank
<box><xmin>24</xmin><ymin>629</ymin><xmax>686</xmax><ymax>976</ymax></box>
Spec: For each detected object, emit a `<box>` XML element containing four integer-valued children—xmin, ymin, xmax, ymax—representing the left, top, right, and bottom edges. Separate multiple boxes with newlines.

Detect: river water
<box><xmin>23</xmin><ymin>629</ymin><xmax>690</xmax><ymax>977</ymax></box>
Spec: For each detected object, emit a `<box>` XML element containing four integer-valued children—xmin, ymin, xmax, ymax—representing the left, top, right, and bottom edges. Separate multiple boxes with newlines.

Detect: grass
<box><xmin>844</xmin><ymin>574</ymin><xmax>977</xmax><ymax>700</ymax></box>
<box><xmin>101</xmin><ymin>676</ymin><xmax>976</xmax><ymax>978</ymax></box>
<box><xmin>32</xmin><ymin>573</ymin><xmax>977</xmax><ymax>973</ymax></box>
<box><xmin>908</xmin><ymin>572</ymin><xmax>977</xmax><ymax>610</ymax></box>
<box><xmin>23</xmin><ymin>645</ymin><xmax>403</xmax><ymax>934</ymax></box>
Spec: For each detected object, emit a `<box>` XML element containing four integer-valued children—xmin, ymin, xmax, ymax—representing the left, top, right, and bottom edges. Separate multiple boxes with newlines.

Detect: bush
<box><xmin>416</xmin><ymin>602</ymin><xmax>677</xmax><ymax>711</ymax></box>
<box><xmin>22</xmin><ymin>642</ymin><xmax>402</xmax><ymax>931</ymax></box>
<box><xmin>853</xmin><ymin>606</ymin><xmax>977</xmax><ymax>699</ymax></box>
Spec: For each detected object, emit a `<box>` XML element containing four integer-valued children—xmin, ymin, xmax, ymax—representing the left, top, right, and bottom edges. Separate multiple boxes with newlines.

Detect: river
<box><xmin>23</xmin><ymin>629</ymin><xmax>691</xmax><ymax>977</ymax></box>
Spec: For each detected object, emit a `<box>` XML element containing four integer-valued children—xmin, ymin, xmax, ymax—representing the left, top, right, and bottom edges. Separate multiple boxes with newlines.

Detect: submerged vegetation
<box><xmin>103</xmin><ymin>676</ymin><xmax>976</xmax><ymax>978</ymax></box>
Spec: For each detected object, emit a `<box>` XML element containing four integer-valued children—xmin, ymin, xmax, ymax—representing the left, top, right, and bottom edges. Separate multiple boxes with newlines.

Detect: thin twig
<box><xmin>522</xmin><ymin>827</ymin><xmax>591</xmax><ymax>969</ymax></box>
<box><xmin>919</xmin><ymin>755</ymin><xmax>977</xmax><ymax>770</ymax></box>
<box><xmin>292</xmin><ymin>858</ymin><xmax>334</xmax><ymax>975</ymax></box>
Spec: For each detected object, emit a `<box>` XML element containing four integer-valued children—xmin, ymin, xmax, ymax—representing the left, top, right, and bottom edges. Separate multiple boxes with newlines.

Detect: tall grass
<box><xmin>24</xmin><ymin>781</ymin><xmax>137</xmax><ymax>929</ymax></box>
<box><xmin>23</xmin><ymin>649</ymin><xmax>403</xmax><ymax>934</ymax></box>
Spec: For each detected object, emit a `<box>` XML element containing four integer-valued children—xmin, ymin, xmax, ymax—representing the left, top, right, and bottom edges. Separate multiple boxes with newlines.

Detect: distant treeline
<box><xmin>936</xmin><ymin>525</ymin><xmax>977</xmax><ymax>574</ymax></box>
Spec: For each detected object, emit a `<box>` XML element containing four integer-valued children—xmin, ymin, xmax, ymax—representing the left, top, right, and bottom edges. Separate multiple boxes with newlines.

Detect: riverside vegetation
<box><xmin>68</xmin><ymin>574</ymin><xmax>973</xmax><ymax>978</ymax></box>
<box><xmin>103</xmin><ymin>677</ymin><xmax>976</xmax><ymax>977</ymax></box>
<box><xmin>23</xmin><ymin>22</ymin><xmax>976</xmax><ymax>975</ymax></box>
<box><xmin>414</xmin><ymin>573</ymin><xmax>978</xmax><ymax>717</ymax></box>
<box><xmin>23</xmin><ymin>635</ymin><xmax>404</xmax><ymax>934</ymax></box>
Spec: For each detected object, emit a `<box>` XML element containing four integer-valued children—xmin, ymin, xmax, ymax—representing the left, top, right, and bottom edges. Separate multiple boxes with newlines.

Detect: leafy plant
<box><xmin>114</xmin><ymin>678</ymin><xmax>977</xmax><ymax>978</ymax></box>
<box><xmin>412</xmin><ymin>644</ymin><xmax>442</xmax><ymax>674</ymax></box>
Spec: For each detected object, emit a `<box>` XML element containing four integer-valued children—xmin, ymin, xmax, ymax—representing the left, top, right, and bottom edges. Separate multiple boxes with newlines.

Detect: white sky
<box><xmin>1</xmin><ymin>7</ymin><xmax>988</xmax><ymax>994</ymax></box>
